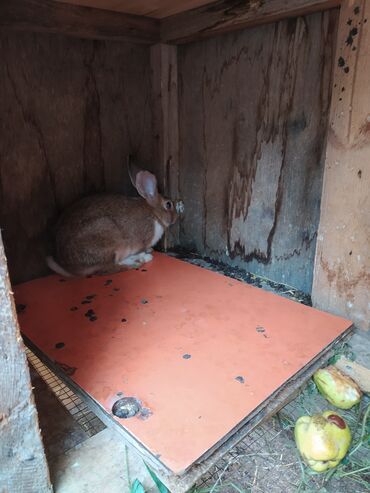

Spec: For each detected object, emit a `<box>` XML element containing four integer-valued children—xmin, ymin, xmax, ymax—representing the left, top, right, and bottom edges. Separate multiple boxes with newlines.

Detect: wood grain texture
<box><xmin>177</xmin><ymin>10</ymin><xmax>338</xmax><ymax>293</ymax></box>
<box><xmin>0</xmin><ymin>0</ymin><xmax>159</xmax><ymax>44</ymax></box>
<box><xmin>0</xmin><ymin>234</ymin><xmax>52</xmax><ymax>493</ymax></box>
<box><xmin>312</xmin><ymin>0</ymin><xmax>370</xmax><ymax>330</ymax></box>
<box><xmin>150</xmin><ymin>44</ymin><xmax>180</xmax><ymax>248</ymax></box>
<box><xmin>162</xmin><ymin>0</ymin><xmax>340</xmax><ymax>43</ymax></box>
<box><xmin>0</xmin><ymin>32</ymin><xmax>153</xmax><ymax>284</ymax></box>
<box><xmin>54</xmin><ymin>0</ymin><xmax>214</xmax><ymax>19</ymax></box>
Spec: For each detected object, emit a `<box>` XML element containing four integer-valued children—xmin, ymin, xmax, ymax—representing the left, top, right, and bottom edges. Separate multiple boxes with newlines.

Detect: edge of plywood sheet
<box><xmin>22</xmin><ymin>322</ymin><xmax>352</xmax><ymax>493</ymax></box>
<box><xmin>0</xmin><ymin>0</ymin><xmax>160</xmax><ymax>44</ymax></box>
<box><xmin>161</xmin><ymin>0</ymin><xmax>340</xmax><ymax>43</ymax></box>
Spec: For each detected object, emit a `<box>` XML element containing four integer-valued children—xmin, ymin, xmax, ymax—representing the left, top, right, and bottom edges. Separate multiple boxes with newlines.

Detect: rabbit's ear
<box><xmin>135</xmin><ymin>170</ymin><xmax>158</xmax><ymax>205</ymax></box>
<box><xmin>127</xmin><ymin>155</ymin><xmax>159</xmax><ymax>205</ymax></box>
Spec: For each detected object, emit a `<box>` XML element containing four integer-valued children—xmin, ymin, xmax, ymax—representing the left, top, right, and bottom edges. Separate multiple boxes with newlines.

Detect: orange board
<box><xmin>14</xmin><ymin>253</ymin><xmax>352</xmax><ymax>474</ymax></box>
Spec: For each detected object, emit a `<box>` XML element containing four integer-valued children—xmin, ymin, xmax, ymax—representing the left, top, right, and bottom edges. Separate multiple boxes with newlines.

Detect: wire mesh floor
<box><xmin>27</xmin><ymin>347</ymin><xmax>106</xmax><ymax>438</ymax></box>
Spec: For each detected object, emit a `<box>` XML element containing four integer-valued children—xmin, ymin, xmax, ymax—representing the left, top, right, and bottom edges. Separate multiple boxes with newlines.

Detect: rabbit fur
<box><xmin>46</xmin><ymin>160</ymin><xmax>177</xmax><ymax>277</ymax></box>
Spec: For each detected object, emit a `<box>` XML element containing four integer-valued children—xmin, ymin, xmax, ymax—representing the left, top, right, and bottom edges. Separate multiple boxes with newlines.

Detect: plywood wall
<box><xmin>0</xmin><ymin>32</ymin><xmax>153</xmax><ymax>284</ymax></box>
<box><xmin>178</xmin><ymin>10</ymin><xmax>338</xmax><ymax>293</ymax></box>
<box><xmin>312</xmin><ymin>0</ymin><xmax>370</xmax><ymax>330</ymax></box>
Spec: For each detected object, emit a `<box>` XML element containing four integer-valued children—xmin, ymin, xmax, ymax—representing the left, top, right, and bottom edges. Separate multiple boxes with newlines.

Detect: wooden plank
<box><xmin>0</xmin><ymin>0</ymin><xmax>160</xmax><ymax>44</ymax></box>
<box><xmin>335</xmin><ymin>356</ymin><xmax>370</xmax><ymax>393</ymax></box>
<box><xmin>54</xmin><ymin>0</ymin><xmax>215</xmax><ymax>19</ymax></box>
<box><xmin>23</xmin><ymin>325</ymin><xmax>352</xmax><ymax>493</ymax></box>
<box><xmin>0</xmin><ymin>233</ymin><xmax>52</xmax><ymax>493</ymax></box>
<box><xmin>312</xmin><ymin>0</ymin><xmax>370</xmax><ymax>330</ymax></box>
<box><xmin>177</xmin><ymin>10</ymin><xmax>338</xmax><ymax>292</ymax></box>
<box><xmin>0</xmin><ymin>31</ymin><xmax>153</xmax><ymax>284</ymax></box>
<box><xmin>150</xmin><ymin>43</ymin><xmax>180</xmax><ymax>248</ymax></box>
<box><xmin>161</xmin><ymin>0</ymin><xmax>340</xmax><ymax>43</ymax></box>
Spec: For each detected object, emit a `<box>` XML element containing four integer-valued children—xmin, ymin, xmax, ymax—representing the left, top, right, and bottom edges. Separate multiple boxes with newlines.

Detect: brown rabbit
<box><xmin>46</xmin><ymin>159</ymin><xmax>178</xmax><ymax>277</ymax></box>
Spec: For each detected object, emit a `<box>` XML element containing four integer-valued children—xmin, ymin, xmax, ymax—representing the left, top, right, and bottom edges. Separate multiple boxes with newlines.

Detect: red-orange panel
<box><xmin>14</xmin><ymin>253</ymin><xmax>351</xmax><ymax>473</ymax></box>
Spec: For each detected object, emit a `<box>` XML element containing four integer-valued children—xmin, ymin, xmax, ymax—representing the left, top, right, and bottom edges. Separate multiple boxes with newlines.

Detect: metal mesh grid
<box><xmin>26</xmin><ymin>347</ymin><xmax>106</xmax><ymax>438</ymax></box>
<box><xmin>195</xmin><ymin>419</ymin><xmax>293</xmax><ymax>491</ymax></box>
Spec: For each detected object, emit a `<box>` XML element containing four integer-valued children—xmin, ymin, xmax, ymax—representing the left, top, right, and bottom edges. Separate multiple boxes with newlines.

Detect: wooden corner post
<box><xmin>0</xmin><ymin>233</ymin><xmax>52</xmax><ymax>492</ymax></box>
<box><xmin>150</xmin><ymin>43</ymin><xmax>180</xmax><ymax>249</ymax></box>
<box><xmin>312</xmin><ymin>0</ymin><xmax>370</xmax><ymax>330</ymax></box>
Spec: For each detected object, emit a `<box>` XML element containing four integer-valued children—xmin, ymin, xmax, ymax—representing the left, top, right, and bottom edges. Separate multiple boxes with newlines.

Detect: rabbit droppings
<box><xmin>46</xmin><ymin>160</ymin><xmax>178</xmax><ymax>277</ymax></box>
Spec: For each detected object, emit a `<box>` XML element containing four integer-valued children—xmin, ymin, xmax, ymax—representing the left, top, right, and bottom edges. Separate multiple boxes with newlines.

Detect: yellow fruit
<box><xmin>314</xmin><ymin>366</ymin><xmax>362</xmax><ymax>409</ymax></box>
<box><xmin>294</xmin><ymin>411</ymin><xmax>351</xmax><ymax>472</ymax></box>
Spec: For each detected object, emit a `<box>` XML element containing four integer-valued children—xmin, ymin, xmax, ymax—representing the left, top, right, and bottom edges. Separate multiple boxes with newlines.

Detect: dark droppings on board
<box><xmin>70</xmin><ymin>306</ymin><xmax>78</xmax><ymax>311</ymax></box>
<box><xmin>113</xmin><ymin>288</ymin><xmax>120</xmax><ymax>292</ymax></box>
<box><xmin>16</xmin><ymin>303</ymin><xmax>26</xmax><ymax>314</ymax></box>
<box><xmin>59</xmin><ymin>278</ymin><xmax>66</xmax><ymax>282</ymax></box>
<box><xmin>89</xmin><ymin>316</ymin><xmax>98</xmax><ymax>322</ymax></box>
<box><xmin>86</xmin><ymin>294</ymin><xmax>96</xmax><ymax>300</ymax></box>
<box><xmin>55</xmin><ymin>342</ymin><xmax>65</xmax><ymax>349</ymax></box>
<box><xmin>81</xmin><ymin>300</ymin><xmax>92</xmax><ymax>305</ymax></box>
<box><xmin>104</xmin><ymin>280</ymin><xmax>113</xmax><ymax>286</ymax></box>
<box><xmin>164</xmin><ymin>248</ymin><xmax>312</xmax><ymax>306</ymax></box>
<box><xmin>112</xmin><ymin>397</ymin><xmax>141</xmax><ymax>419</ymax></box>
<box><xmin>121</xmin><ymin>318</ymin><xmax>127</xmax><ymax>323</ymax></box>
<box><xmin>347</xmin><ymin>18</ymin><xmax>352</xmax><ymax>25</ymax></box>
<box><xmin>84</xmin><ymin>309</ymin><xmax>95</xmax><ymax>317</ymax></box>
<box><xmin>183</xmin><ymin>354</ymin><xmax>192</xmax><ymax>360</ymax></box>
<box><xmin>141</xmin><ymin>269</ymin><xmax>147</xmax><ymax>272</ymax></box>
<box><xmin>338</xmin><ymin>56</ymin><xmax>345</xmax><ymax>67</ymax></box>
<box><xmin>141</xmin><ymin>299</ymin><xmax>148</xmax><ymax>304</ymax></box>
<box><xmin>354</xmin><ymin>6</ymin><xmax>360</xmax><ymax>15</ymax></box>
<box><xmin>56</xmin><ymin>361</ymin><xmax>77</xmax><ymax>376</ymax></box>
<box><xmin>235</xmin><ymin>376</ymin><xmax>245</xmax><ymax>384</ymax></box>
<box><xmin>344</xmin><ymin>67</ymin><xmax>350</xmax><ymax>73</ymax></box>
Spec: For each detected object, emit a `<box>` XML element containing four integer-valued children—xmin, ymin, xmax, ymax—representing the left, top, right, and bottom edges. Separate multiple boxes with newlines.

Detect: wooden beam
<box><xmin>0</xmin><ymin>233</ymin><xmax>52</xmax><ymax>493</ymax></box>
<box><xmin>0</xmin><ymin>0</ymin><xmax>160</xmax><ymax>44</ymax></box>
<box><xmin>161</xmin><ymin>0</ymin><xmax>341</xmax><ymax>43</ymax></box>
<box><xmin>312</xmin><ymin>0</ymin><xmax>370</xmax><ymax>330</ymax></box>
<box><xmin>150</xmin><ymin>43</ymin><xmax>180</xmax><ymax>248</ymax></box>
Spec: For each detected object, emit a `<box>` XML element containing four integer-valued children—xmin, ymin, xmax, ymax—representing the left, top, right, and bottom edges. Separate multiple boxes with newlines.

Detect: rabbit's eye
<box><xmin>165</xmin><ymin>201</ymin><xmax>172</xmax><ymax>210</ymax></box>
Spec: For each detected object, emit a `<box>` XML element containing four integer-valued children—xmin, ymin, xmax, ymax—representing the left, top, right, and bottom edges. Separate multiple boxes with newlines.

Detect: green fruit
<box><xmin>314</xmin><ymin>366</ymin><xmax>362</xmax><ymax>409</ymax></box>
<box><xmin>295</xmin><ymin>411</ymin><xmax>351</xmax><ymax>472</ymax></box>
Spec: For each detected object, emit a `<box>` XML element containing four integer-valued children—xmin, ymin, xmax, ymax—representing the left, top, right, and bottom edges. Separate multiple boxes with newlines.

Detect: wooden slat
<box><xmin>0</xmin><ymin>234</ymin><xmax>52</xmax><ymax>493</ymax></box>
<box><xmin>150</xmin><ymin>44</ymin><xmax>180</xmax><ymax>248</ymax></box>
<box><xmin>54</xmin><ymin>0</ymin><xmax>215</xmax><ymax>19</ymax></box>
<box><xmin>0</xmin><ymin>0</ymin><xmax>160</xmax><ymax>44</ymax></box>
<box><xmin>161</xmin><ymin>0</ymin><xmax>340</xmax><ymax>43</ymax></box>
<box><xmin>312</xmin><ymin>0</ymin><xmax>370</xmax><ymax>330</ymax></box>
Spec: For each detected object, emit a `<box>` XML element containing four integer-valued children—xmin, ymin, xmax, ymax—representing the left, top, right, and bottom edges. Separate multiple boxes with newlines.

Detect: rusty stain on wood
<box><xmin>178</xmin><ymin>11</ymin><xmax>338</xmax><ymax>292</ymax></box>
